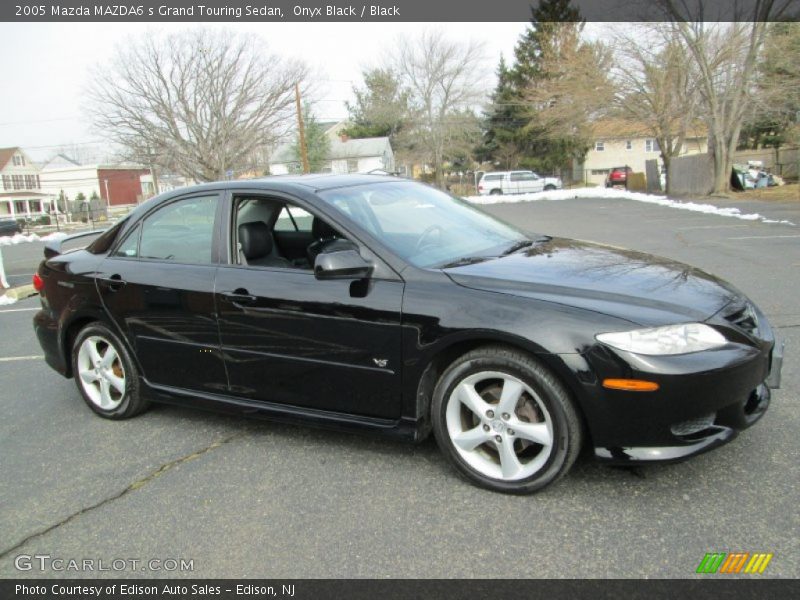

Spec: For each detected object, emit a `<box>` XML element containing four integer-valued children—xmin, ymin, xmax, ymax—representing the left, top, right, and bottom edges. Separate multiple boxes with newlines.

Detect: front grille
<box><xmin>723</xmin><ymin>301</ymin><xmax>758</xmax><ymax>335</ymax></box>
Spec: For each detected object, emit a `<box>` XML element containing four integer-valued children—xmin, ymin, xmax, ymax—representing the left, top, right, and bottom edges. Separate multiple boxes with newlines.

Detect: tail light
<box><xmin>32</xmin><ymin>272</ymin><xmax>44</xmax><ymax>292</ymax></box>
<box><xmin>478</xmin><ymin>185</ymin><xmax>483</xmax><ymax>192</ymax></box>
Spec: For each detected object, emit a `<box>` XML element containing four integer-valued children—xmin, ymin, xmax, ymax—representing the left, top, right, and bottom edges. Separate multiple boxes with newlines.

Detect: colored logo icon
<box><xmin>696</xmin><ymin>552</ymin><xmax>773</xmax><ymax>574</ymax></box>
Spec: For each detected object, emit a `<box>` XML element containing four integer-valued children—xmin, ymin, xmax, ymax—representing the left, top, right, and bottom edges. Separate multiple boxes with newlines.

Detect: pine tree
<box><xmin>292</xmin><ymin>104</ymin><xmax>331</xmax><ymax>173</ymax></box>
<box><xmin>507</xmin><ymin>0</ymin><xmax>585</xmax><ymax>172</ymax></box>
<box><xmin>476</xmin><ymin>56</ymin><xmax>520</xmax><ymax>167</ymax></box>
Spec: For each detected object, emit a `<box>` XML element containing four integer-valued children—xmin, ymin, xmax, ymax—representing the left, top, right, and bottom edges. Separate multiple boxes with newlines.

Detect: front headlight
<box><xmin>596</xmin><ymin>323</ymin><xmax>727</xmax><ymax>355</ymax></box>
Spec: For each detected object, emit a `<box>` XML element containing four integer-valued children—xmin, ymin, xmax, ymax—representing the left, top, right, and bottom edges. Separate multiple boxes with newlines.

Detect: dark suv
<box><xmin>605</xmin><ymin>167</ymin><xmax>633</xmax><ymax>188</ymax></box>
<box><xmin>0</xmin><ymin>218</ymin><xmax>22</xmax><ymax>237</ymax></box>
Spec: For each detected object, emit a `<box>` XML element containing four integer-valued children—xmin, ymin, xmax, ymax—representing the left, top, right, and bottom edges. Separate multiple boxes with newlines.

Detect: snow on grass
<box><xmin>464</xmin><ymin>187</ymin><xmax>796</xmax><ymax>226</ymax></box>
<box><xmin>0</xmin><ymin>294</ymin><xmax>16</xmax><ymax>306</ymax></box>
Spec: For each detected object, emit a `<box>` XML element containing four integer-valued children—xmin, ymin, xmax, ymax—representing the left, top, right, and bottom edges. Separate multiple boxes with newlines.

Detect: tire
<box><xmin>544</xmin><ymin>184</ymin><xmax>556</xmax><ymax>191</ymax></box>
<box><xmin>489</xmin><ymin>189</ymin><xmax>503</xmax><ymax>195</ymax></box>
<box><xmin>431</xmin><ymin>346</ymin><xmax>582</xmax><ymax>494</ymax></box>
<box><xmin>71</xmin><ymin>322</ymin><xmax>149</xmax><ymax>419</ymax></box>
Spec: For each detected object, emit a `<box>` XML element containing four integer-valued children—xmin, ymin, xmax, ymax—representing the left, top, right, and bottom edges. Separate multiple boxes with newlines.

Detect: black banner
<box><xmin>3</xmin><ymin>579</ymin><xmax>800</xmax><ymax>600</ymax></box>
<box><xmin>3</xmin><ymin>0</ymin><xmax>799</xmax><ymax>22</ymax></box>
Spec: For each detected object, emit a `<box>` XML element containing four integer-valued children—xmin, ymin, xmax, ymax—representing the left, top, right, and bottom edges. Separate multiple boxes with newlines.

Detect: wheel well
<box><xmin>415</xmin><ymin>340</ymin><xmax>592</xmax><ymax>448</ymax></box>
<box><xmin>62</xmin><ymin>317</ymin><xmax>98</xmax><ymax>377</ymax></box>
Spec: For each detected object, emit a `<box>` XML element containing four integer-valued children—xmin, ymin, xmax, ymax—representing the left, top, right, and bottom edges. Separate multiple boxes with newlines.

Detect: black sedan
<box><xmin>32</xmin><ymin>175</ymin><xmax>783</xmax><ymax>493</ymax></box>
<box><xmin>0</xmin><ymin>217</ymin><xmax>22</xmax><ymax>236</ymax></box>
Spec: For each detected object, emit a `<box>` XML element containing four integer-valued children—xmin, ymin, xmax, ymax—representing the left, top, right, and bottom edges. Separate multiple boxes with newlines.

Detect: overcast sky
<box><xmin>0</xmin><ymin>22</ymin><xmax>545</xmax><ymax>162</ymax></box>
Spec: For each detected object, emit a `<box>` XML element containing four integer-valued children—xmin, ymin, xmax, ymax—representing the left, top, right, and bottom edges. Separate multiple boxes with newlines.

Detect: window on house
<box><xmin>626</xmin><ymin>140</ymin><xmax>632</xmax><ymax>150</ymax></box>
<box><xmin>12</xmin><ymin>154</ymin><xmax>25</xmax><ymax>166</ymax></box>
<box><xmin>12</xmin><ymin>175</ymin><xmax>24</xmax><ymax>189</ymax></box>
<box><xmin>347</xmin><ymin>159</ymin><xmax>359</xmax><ymax>173</ymax></box>
<box><xmin>646</xmin><ymin>139</ymin><xmax>660</xmax><ymax>152</ymax></box>
<box><xmin>14</xmin><ymin>200</ymin><xmax>27</xmax><ymax>213</ymax></box>
<box><xmin>1</xmin><ymin>175</ymin><xmax>10</xmax><ymax>191</ymax></box>
<box><xmin>595</xmin><ymin>141</ymin><xmax>605</xmax><ymax>151</ymax></box>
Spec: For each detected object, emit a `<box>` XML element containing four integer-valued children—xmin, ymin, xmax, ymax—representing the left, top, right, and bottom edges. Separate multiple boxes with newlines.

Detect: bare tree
<box><xmin>90</xmin><ymin>29</ymin><xmax>308</xmax><ymax>182</ymax></box>
<box><xmin>392</xmin><ymin>30</ymin><xmax>486</xmax><ymax>188</ymax></box>
<box><xmin>659</xmin><ymin>1</ymin><xmax>795</xmax><ymax>193</ymax></box>
<box><xmin>613</xmin><ymin>27</ymin><xmax>700</xmax><ymax>194</ymax></box>
<box><xmin>520</xmin><ymin>24</ymin><xmax>614</xmax><ymax>167</ymax></box>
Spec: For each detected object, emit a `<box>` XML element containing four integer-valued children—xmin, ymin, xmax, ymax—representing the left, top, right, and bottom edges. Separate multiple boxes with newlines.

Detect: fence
<box><xmin>667</xmin><ymin>153</ymin><xmax>715</xmax><ymax>196</ymax></box>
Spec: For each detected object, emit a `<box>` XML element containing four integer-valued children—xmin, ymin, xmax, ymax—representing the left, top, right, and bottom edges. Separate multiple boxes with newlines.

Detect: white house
<box><xmin>269</xmin><ymin>121</ymin><xmax>395</xmax><ymax>175</ymax></box>
<box><xmin>0</xmin><ymin>147</ymin><xmax>50</xmax><ymax>218</ymax></box>
<box><xmin>578</xmin><ymin>119</ymin><xmax>708</xmax><ymax>185</ymax></box>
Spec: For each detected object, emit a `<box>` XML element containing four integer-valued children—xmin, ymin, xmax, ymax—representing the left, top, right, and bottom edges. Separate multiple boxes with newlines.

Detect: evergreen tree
<box><xmin>508</xmin><ymin>0</ymin><xmax>585</xmax><ymax>172</ymax></box>
<box><xmin>292</xmin><ymin>104</ymin><xmax>331</xmax><ymax>173</ymax></box>
<box><xmin>475</xmin><ymin>56</ymin><xmax>520</xmax><ymax>167</ymax></box>
<box><xmin>342</xmin><ymin>68</ymin><xmax>409</xmax><ymax>142</ymax></box>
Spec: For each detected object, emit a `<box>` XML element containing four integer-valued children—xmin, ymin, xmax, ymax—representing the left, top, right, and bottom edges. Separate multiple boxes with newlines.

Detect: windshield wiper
<box><xmin>500</xmin><ymin>240</ymin><xmax>535</xmax><ymax>255</ymax></box>
<box><xmin>437</xmin><ymin>256</ymin><xmax>493</xmax><ymax>269</ymax></box>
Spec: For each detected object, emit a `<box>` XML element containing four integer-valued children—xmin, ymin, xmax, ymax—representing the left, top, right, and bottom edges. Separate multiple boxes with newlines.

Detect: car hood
<box><xmin>444</xmin><ymin>237</ymin><xmax>740</xmax><ymax>326</ymax></box>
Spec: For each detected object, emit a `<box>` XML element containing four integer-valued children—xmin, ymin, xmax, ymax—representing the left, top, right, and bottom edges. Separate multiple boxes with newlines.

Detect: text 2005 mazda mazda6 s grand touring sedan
<box><xmin>33</xmin><ymin>175</ymin><xmax>783</xmax><ymax>493</ymax></box>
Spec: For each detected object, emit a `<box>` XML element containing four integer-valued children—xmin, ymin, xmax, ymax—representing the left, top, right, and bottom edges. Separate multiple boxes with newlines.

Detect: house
<box><xmin>40</xmin><ymin>158</ymin><xmax>150</xmax><ymax>208</ymax></box>
<box><xmin>577</xmin><ymin>119</ymin><xmax>708</xmax><ymax>186</ymax></box>
<box><xmin>0</xmin><ymin>147</ymin><xmax>50</xmax><ymax>218</ymax></box>
<box><xmin>268</xmin><ymin>121</ymin><xmax>395</xmax><ymax>175</ymax></box>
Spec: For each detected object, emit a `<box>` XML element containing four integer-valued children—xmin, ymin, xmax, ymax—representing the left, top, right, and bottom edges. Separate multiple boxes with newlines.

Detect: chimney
<box><xmin>339</xmin><ymin>132</ymin><xmax>349</xmax><ymax>143</ymax></box>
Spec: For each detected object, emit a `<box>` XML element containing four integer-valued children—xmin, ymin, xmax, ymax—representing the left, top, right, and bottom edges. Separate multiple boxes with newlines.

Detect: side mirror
<box><xmin>314</xmin><ymin>248</ymin><xmax>373</xmax><ymax>280</ymax></box>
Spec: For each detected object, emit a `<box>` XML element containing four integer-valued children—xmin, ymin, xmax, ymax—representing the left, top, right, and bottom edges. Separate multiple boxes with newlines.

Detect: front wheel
<box><xmin>71</xmin><ymin>322</ymin><xmax>149</xmax><ymax>419</ymax></box>
<box><xmin>431</xmin><ymin>346</ymin><xmax>582</xmax><ymax>494</ymax></box>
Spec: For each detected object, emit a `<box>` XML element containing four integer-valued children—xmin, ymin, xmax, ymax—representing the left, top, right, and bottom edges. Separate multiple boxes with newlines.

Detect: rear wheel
<box><xmin>489</xmin><ymin>189</ymin><xmax>503</xmax><ymax>195</ymax></box>
<box><xmin>431</xmin><ymin>346</ymin><xmax>582</xmax><ymax>494</ymax></box>
<box><xmin>71</xmin><ymin>322</ymin><xmax>149</xmax><ymax>419</ymax></box>
<box><xmin>544</xmin><ymin>184</ymin><xmax>556</xmax><ymax>191</ymax></box>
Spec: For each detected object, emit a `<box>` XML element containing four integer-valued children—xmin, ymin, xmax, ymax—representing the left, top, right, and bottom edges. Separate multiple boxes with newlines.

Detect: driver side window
<box><xmin>233</xmin><ymin>196</ymin><xmax>346</xmax><ymax>271</ymax></box>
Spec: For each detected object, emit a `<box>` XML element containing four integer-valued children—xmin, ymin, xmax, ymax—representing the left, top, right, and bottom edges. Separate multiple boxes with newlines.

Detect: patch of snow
<box><xmin>0</xmin><ymin>233</ymin><xmax>40</xmax><ymax>246</ymax></box>
<box><xmin>0</xmin><ymin>294</ymin><xmax>16</xmax><ymax>306</ymax></box>
<box><xmin>463</xmin><ymin>187</ymin><xmax>796</xmax><ymax>226</ymax></box>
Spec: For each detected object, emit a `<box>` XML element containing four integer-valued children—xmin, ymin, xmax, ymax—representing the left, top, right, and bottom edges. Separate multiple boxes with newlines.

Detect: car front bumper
<box><xmin>573</xmin><ymin>325</ymin><xmax>781</xmax><ymax>465</ymax></box>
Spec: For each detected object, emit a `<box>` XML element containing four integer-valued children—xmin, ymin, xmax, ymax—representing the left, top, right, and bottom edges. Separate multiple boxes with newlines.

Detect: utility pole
<box><xmin>147</xmin><ymin>146</ymin><xmax>159</xmax><ymax>200</ymax></box>
<box><xmin>295</xmin><ymin>83</ymin><xmax>310</xmax><ymax>174</ymax></box>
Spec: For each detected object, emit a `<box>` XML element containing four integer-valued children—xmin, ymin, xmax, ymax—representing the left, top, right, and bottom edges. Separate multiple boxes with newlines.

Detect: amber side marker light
<box><xmin>603</xmin><ymin>378</ymin><xmax>660</xmax><ymax>392</ymax></box>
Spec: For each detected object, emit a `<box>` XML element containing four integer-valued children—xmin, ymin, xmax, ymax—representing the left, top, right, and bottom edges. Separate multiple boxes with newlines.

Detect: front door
<box><xmin>215</xmin><ymin>195</ymin><xmax>404</xmax><ymax>419</ymax></box>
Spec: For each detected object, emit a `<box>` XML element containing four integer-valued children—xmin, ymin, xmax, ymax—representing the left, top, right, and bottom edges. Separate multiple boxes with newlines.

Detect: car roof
<box><xmin>199</xmin><ymin>173</ymin><xmax>402</xmax><ymax>193</ymax></box>
<box><xmin>128</xmin><ymin>173</ymin><xmax>407</xmax><ymax>218</ymax></box>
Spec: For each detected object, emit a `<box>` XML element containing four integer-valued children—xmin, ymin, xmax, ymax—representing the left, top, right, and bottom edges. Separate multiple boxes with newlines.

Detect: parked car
<box><xmin>0</xmin><ymin>217</ymin><xmax>22</xmax><ymax>237</ymax></box>
<box><xmin>478</xmin><ymin>170</ymin><xmax>562</xmax><ymax>195</ymax></box>
<box><xmin>605</xmin><ymin>166</ymin><xmax>633</xmax><ymax>188</ymax></box>
<box><xmin>33</xmin><ymin>175</ymin><xmax>782</xmax><ymax>494</ymax></box>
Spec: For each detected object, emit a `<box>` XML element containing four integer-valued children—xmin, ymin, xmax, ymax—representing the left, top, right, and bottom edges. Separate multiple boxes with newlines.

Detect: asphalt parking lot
<box><xmin>1</xmin><ymin>196</ymin><xmax>797</xmax><ymax>579</ymax></box>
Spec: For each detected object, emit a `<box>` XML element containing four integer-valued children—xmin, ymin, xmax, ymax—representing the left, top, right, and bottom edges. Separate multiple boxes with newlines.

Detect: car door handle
<box><xmin>98</xmin><ymin>274</ymin><xmax>126</xmax><ymax>291</ymax></box>
<box><xmin>222</xmin><ymin>289</ymin><xmax>257</xmax><ymax>305</ymax></box>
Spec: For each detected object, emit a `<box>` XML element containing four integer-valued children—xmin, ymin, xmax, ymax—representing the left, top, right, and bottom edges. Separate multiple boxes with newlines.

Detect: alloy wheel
<box><xmin>76</xmin><ymin>335</ymin><xmax>126</xmax><ymax>410</ymax></box>
<box><xmin>445</xmin><ymin>371</ymin><xmax>553</xmax><ymax>481</ymax></box>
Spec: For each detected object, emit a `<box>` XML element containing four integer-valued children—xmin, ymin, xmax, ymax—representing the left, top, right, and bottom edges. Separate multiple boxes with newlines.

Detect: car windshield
<box><xmin>319</xmin><ymin>181</ymin><xmax>529</xmax><ymax>268</ymax></box>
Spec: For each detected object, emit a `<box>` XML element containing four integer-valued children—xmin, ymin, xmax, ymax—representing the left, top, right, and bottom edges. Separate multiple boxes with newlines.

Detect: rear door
<box><xmin>96</xmin><ymin>192</ymin><xmax>227</xmax><ymax>394</ymax></box>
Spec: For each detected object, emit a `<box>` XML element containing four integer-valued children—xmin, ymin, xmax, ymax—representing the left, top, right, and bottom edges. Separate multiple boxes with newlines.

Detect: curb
<box><xmin>5</xmin><ymin>284</ymin><xmax>37</xmax><ymax>301</ymax></box>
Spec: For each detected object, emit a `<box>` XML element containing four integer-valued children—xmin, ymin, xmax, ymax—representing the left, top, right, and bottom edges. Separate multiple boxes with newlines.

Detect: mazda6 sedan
<box><xmin>33</xmin><ymin>174</ymin><xmax>783</xmax><ymax>493</ymax></box>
